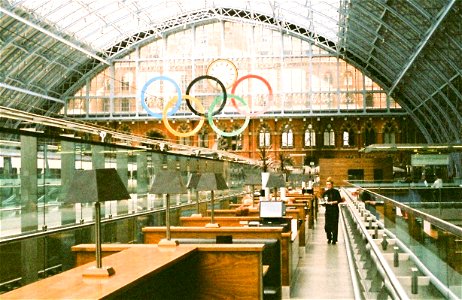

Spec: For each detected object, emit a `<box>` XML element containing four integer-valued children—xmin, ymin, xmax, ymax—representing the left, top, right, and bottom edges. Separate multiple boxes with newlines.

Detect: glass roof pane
<box><xmin>11</xmin><ymin>0</ymin><xmax>341</xmax><ymax>51</ymax></box>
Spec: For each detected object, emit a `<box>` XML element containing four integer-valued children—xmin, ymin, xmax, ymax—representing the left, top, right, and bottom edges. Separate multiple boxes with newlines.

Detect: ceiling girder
<box><xmin>388</xmin><ymin>0</ymin><xmax>457</xmax><ymax>95</ymax></box>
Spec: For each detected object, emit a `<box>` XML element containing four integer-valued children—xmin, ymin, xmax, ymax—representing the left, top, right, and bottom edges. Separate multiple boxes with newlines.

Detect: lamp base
<box><xmin>158</xmin><ymin>238</ymin><xmax>179</xmax><ymax>247</ymax></box>
<box><xmin>82</xmin><ymin>266</ymin><xmax>115</xmax><ymax>277</ymax></box>
<box><xmin>205</xmin><ymin>223</ymin><xmax>220</xmax><ymax>228</ymax></box>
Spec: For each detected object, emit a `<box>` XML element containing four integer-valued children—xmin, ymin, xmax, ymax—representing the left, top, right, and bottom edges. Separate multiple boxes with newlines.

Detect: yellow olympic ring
<box><xmin>162</xmin><ymin>95</ymin><xmax>205</xmax><ymax>137</ymax></box>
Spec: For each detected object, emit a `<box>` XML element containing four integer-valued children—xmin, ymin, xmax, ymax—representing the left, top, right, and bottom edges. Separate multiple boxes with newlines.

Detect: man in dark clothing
<box><xmin>359</xmin><ymin>189</ymin><xmax>378</xmax><ymax>219</ymax></box>
<box><xmin>322</xmin><ymin>177</ymin><xmax>342</xmax><ymax>244</ymax></box>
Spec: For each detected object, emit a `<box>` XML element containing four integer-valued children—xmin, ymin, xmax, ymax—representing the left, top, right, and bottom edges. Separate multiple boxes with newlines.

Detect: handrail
<box><xmin>339</xmin><ymin>205</ymin><xmax>362</xmax><ymax>300</ymax></box>
<box><xmin>384</xmin><ymin>228</ymin><xmax>460</xmax><ymax>300</ymax></box>
<box><xmin>345</xmin><ymin>182</ymin><xmax>462</xmax><ymax>238</ymax></box>
<box><xmin>342</xmin><ymin>186</ymin><xmax>461</xmax><ymax>300</ymax></box>
<box><xmin>0</xmin><ymin>192</ymin><xmax>244</xmax><ymax>245</ymax></box>
<box><xmin>341</xmin><ymin>188</ymin><xmax>409</xmax><ymax>300</ymax></box>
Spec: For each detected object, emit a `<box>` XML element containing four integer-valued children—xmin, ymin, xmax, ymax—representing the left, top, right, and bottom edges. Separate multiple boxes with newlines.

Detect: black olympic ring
<box><xmin>185</xmin><ymin>75</ymin><xmax>227</xmax><ymax>117</ymax></box>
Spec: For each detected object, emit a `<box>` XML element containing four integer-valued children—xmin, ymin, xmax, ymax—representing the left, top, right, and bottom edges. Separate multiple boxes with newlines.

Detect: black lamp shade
<box><xmin>150</xmin><ymin>170</ymin><xmax>187</xmax><ymax>194</ymax></box>
<box><xmin>196</xmin><ymin>172</ymin><xmax>228</xmax><ymax>191</ymax></box>
<box><xmin>244</xmin><ymin>173</ymin><xmax>261</xmax><ymax>185</ymax></box>
<box><xmin>266</xmin><ymin>173</ymin><xmax>286</xmax><ymax>188</ymax></box>
<box><xmin>65</xmin><ymin>168</ymin><xmax>130</xmax><ymax>203</ymax></box>
<box><xmin>186</xmin><ymin>172</ymin><xmax>201</xmax><ymax>189</ymax></box>
<box><xmin>301</xmin><ymin>174</ymin><xmax>311</xmax><ymax>181</ymax></box>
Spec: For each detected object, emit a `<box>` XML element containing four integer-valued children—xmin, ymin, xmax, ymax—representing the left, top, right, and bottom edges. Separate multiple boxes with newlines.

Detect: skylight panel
<box><xmin>10</xmin><ymin>0</ymin><xmax>341</xmax><ymax>52</ymax></box>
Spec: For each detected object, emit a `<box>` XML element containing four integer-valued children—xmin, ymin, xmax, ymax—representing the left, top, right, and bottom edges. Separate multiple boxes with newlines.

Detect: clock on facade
<box><xmin>206</xmin><ymin>58</ymin><xmax>238</xmax><ymax>90</ymax></box>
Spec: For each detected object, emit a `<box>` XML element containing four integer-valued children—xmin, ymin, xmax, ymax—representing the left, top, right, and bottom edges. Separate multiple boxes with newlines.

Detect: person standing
<box><xmin>359</xmin><ymin>188</ymin><xmax>378</xmax><ymax>219</ymax></box>
<box><xmin>322</xmin><ymin>177</ymin><xmax>342</xmax><ymax>244</ymax></box>
<box><xmin>431</xmin><ymin>175</ymin><xmax>443</xmax><ymax>189</ymax></box>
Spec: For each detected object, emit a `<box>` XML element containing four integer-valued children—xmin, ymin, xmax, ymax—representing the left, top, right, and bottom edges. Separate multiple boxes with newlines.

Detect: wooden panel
<box><xmin>209</xmin><ymin>209</ymin><xmax>260</xmax><ymax>217</ymax></box>
<box><xmin>180</xmin><ymin>216</ymin><xmax>294</xmax><ymax>228</ymax></box>
<box><xmin>143</xmin><ymin>226</ymin><xmax>295</xmax><ymax>287</ymax></box>
<box><xmin>319</xmin><ymin>157</ymin><xmax>393</xmax><ymax>186</ymax></box>
<box><xmin>181</xmin><ymin>216</ymin><xmax>260</xmax><ymax>227</ymax></box>
<box><xmin>194</xmin><ymin>248</ymin><xmax>263</xmax><ymax>299</ymax></box>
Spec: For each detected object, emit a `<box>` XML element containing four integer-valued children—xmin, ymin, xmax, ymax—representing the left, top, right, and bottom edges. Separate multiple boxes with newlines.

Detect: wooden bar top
<box><xmin>1</xmin><ymin>245</ymin><xmax>197</xmax><ymax>299</ymax></box>
<box><xmin>72</xmin><ymin>243</ymin><xmax>266</xmax><ymax>254</ymax></box>
<box><xmin>142</xmin><ymin>226</ymin><xmax>288</xmax><ymax>237</ymax></box>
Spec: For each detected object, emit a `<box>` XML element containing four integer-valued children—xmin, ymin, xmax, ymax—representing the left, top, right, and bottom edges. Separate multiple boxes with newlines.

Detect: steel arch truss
<box><xmin>0</xmin><ymin>1</ymin><xmax>461</xmax><ymax>144</ymax></box>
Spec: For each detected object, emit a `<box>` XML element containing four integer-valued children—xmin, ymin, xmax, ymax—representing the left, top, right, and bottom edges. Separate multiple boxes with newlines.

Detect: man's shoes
<box><xmin>332</xmin><ymin>241</ymin><xmax>337</xmax><ymax>245</ymax></box>
<box><xmin>327</xmin><ymin>239</ymin><xmax>331</xmax><ymax>244</ymax></box>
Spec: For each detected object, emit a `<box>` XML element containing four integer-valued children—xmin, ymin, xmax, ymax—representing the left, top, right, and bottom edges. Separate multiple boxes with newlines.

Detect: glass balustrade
<box><xmin>345</xmin><ymin>181</ymin><xmax>462</xmax><ymax>298</ymax></box>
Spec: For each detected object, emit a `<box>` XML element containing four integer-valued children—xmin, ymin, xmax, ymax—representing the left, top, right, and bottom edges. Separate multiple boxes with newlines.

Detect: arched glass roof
<box><xmin>0</xmin><ymin>0</ymin><xmax>461</xmax><ymax>144</ymax></box>
<box><xmin>7</xmin><ymin>0</ymin><xmax>341</xmax><ymax>52</ymax></box>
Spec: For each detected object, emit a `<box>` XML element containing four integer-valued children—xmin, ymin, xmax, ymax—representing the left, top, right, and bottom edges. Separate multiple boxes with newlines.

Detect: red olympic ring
<box><xmin>230</xmin><ymin>74</ymin><xmax>273</xmax><ymax>117</ymax></box>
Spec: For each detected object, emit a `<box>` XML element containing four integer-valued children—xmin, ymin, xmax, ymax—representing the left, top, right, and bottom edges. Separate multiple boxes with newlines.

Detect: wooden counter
<box><xmin>142</xmin><ymin>225</ymin><xmax>297</xmax><ymax>295</ymax></box>
<box><xmin>1</xmin><ymin>245</ymin><xmax>197</xmax><ymax>299</ymax></box>
<box><xmin>3</xmin><ymin>243</ymin><xmax>267</xmax><ymax>300</ymax></box>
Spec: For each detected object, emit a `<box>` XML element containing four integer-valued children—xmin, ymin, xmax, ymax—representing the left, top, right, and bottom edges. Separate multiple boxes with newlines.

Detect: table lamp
<box><xmin>186</xmin><ymin>172</ymin><xmax>202</xmax><ymax>216</ymax></box>
<box><xmin>195</xmin><ymin>172</ymin><xmax>228</xmax><ymax>227</ymax></box>
<box><xmin>150</xmin><ymin>170</ymin><xmax>187</xmax><ymax>247</ymax></box>
<box><xmin>300</xmin><ymin>174</ymin><xmax>311</xmax><ymax>193</ymax></box>
<box><xmin>266</xmin><ymin>172</ymin><xmax>286</xmax><ymax>201</ymax></box>
<box><xmin>65</xmin><ymin>168</ymin><xmax>130</xmax><ymax>277</ymax></box>
<box><xmin>244</xmin><ymin>173</ymin><xmax>261</xmax><ymax>206</ymax></box>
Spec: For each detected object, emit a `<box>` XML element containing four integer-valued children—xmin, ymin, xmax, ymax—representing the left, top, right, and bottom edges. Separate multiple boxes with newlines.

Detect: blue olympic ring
<box><xmin>140</xmin><ymin>76</ymin><xmax>182</xmax><ymax>119</ymax></box>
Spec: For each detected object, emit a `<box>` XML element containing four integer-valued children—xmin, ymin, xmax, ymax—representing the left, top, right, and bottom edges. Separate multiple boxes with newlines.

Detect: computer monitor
<box><xmin>259</xmin><ymin>201</ymin><xmax>285</xmax><ymax>219</ymax></box>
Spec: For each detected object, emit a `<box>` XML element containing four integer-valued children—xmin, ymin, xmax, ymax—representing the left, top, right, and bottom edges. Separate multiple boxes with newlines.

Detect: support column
<box><xmin>383</xmin><ymin>199</ymin><xmax>396</xmax><ymax>230</ymax></box>
<box><xmin>60</xmin><ymin>140</ymin><xmax>76</xmax><ymax>225</ymax></box>
<box><xmin>20</xmin><ymin>135</ymin><xmax>38</xmax><ymax>232</ymax></box>
<box><xmin>136</xmin><ymin>152</ymin><xmax>148</xmax><ymax>209</ymax></box>
<box><xmin>20</xmin><ymin>135</ymin><xmax>39</xmax><ymax>285</ymax></box>
<box><xmin>116</xmin><ymin>150</ymin><xmax>129</xmax><ymax>215</ymax></box>
<box><xmin>407</xmin><ymin>210</ymin><xmax>423</xmax><ymax>243</ymax></box>
<box><xmin>92</xmin><ymin>145</ymin><xmax>105</xmax><ymax>218</ymax></box>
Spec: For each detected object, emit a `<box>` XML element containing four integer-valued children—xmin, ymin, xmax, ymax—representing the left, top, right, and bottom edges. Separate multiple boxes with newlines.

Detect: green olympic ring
<box><xmin>207</xmin><ymin>94</ymin><xmax>250</xmax><ymax>137</ymax></box>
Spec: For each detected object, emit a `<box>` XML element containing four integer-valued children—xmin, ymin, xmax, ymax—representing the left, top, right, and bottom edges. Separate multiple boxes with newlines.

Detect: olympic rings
<box><xmin>230</xmin><ymin>74</ymin><xmax>273</xmax><ymax>117</ymax></box>
<box><xmin>162</xmin><ymin>95</ymin><xmax>205</xmax><ymax>137</ymax></box>
<box><xmin>141</xmin><ymin>76</ymin><xmax>182</xmax><ymax>119</ymax></box>
<box><xmin>185</xmin><ymin>75</ymin><xmax>227</xmax><ymax>117</ymax></box>
<box><xmin>139</xmin><ymin>72</ymin><xmax>274</xmax><ymax>139</ymax></box>
<box><xmin>208</xmin><ymin>94</ymin><xmax>250</xmax><ymax>137</ymax></box>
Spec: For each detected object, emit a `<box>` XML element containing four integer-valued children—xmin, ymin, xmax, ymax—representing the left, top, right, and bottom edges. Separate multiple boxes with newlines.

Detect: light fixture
<box><xmin>266</xmin><ymin>173</ymin><xmax>286</xmax><ymax>201</ymax></box>
<box><xmin>150</xmin><ymin>170</ymin><xmax>187</xmax><ymax>247</ymax></box>
<box><xmin>65</xmin><ymin>168</ymin><xmax>130</xmax><ymax>277</ymax></box>
<box><xmin>244</xmin><ymin>173</ymin><xmax>261</xmax><ymax>205</ymax></box>
<box><xmin>186</xmin><ymin>172</ymin><xmax>202</xmax><ymax>216</ymax></box>
<box><xmin>195</xmin><ymin>172</ymin><xmax>229</xmax><ymax>227</ymax></box>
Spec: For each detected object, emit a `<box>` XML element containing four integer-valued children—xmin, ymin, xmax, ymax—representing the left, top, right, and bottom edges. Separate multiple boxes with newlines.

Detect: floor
<box><xmin>290</xmin><ymin>206</ymin><xmax>355</xmax><ymax>299</ymax></box>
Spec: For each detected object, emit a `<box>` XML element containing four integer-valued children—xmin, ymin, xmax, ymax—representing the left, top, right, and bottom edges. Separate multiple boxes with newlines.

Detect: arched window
<box><xmin>342</xmin><ymin>125</ymin><xmax>355</xmax><ymax>147</ymax></box>
<box><xmin>323</xmin><ymin>72</ymin><xmax>333</xmax><ymax>89</ymax></box>
<box><xmin>121</xmin><ymin>72</ymin><xmax>133</xmax><ymax>92</ymax></box>
<box><xmin>178</xmin><ymin>123</ymin><xmax>191</xmax><ymax>146</ymax></box>
<box><xmin>343</xmin><ymin>71</ymin><xmax>353</xmax><ymax>88</ymax></box>
<box><xmin>304</xmin><ymin>124</ymin><xmax>316</xmax><ymax>147</ymax></box>
<box><xmin>323</xmin><ymin>124</ymin><xmax>335</xmax><ymax>146</ymax></box>
<box><xmin>231</xmin><ymin>125</ymin><xmax>243</xmax><ymax>150</ymax></box>
<box><xmin>343</xmin><ymin>130</ymin><xmax>349</xmax><ymax>146</ymax></box>
<box><xmin>383</xmin><ymin>122</ymin><xmax>396</xmax><ymax>144</ymax></box>
<box><xmin>199</xmin><ymin>128</ymin><xmax>209</xmax><ymax>148</ymax></box>
<box><xmin>281</xmin><ymin>124</ymin><xmax>293</xmax><ymax>148</ymax></box>
<box><xmin>259</xmin><ymin>126</ymin><xmax>271</xmax><ymax>148</ymax></box>
<box><xmin>364</xmin><ymin>122</ymin><xmax>376</xmax><ymax>146</ymax></box>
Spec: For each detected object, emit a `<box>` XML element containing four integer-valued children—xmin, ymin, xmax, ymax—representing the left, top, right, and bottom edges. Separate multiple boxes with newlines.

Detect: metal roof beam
<box><xmin>0</xmin><ymin>82</ymin><xmax>64</xmax><ymax>104</ymax></box>
<box><xmin>388</xmin><ymin>0</ymin><xmax>456</xmax><ymax>95</ymax></box>
<box><xmin>0</xmin><ymin>7</ymin><xmax>110</xmax><ymax>66</ymax></box>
